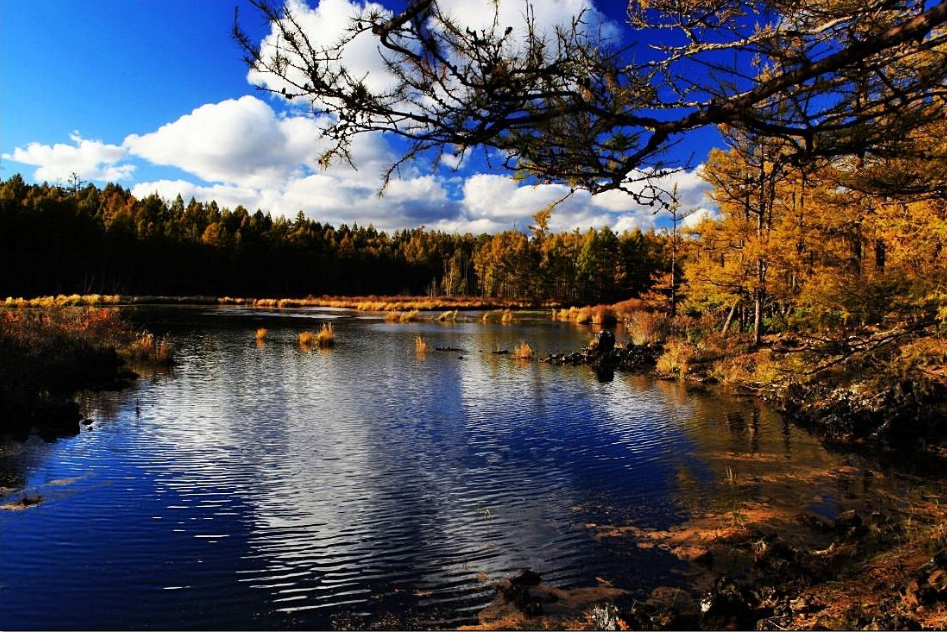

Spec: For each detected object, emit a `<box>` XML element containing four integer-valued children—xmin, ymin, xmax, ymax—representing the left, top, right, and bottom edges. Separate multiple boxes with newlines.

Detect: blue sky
<box><xmin>1</xmin><ymin>0</ymin><xmax>719</xmax><ymax>233</ymax></box>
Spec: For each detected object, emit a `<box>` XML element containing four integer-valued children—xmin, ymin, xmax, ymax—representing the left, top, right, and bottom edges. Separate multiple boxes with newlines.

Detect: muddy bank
<box><xmin>466</xmin><ymin>479</ymin><xmax>946</xmax><ymax>630</ymax></box>
<box><xmin>0</xmin><ymin>309</ymin><xmax>151</xmax><ymax>440</ymax></box>
<box><xmin>0</xmin><ymin>343</ymin><xmax>137</xmax><ymax>440</ymax></box>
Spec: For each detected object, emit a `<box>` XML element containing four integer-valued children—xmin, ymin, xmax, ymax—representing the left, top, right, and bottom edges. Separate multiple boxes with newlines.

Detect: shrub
<box><xmin>656</xmin><ymin>339</ymin><xmax>698</xmax><ymax>378</ymax></box>
<box><xmin>627</xmin><ymin>310</ymin><xmax>666</xmax><ymax>345</ymax></box>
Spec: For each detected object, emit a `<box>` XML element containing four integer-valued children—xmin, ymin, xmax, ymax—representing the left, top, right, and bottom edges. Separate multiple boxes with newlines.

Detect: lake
<box><xmin>0</xmin><ymin>307</ymin><xmax>921</xmax><ymax>629</ymax></box>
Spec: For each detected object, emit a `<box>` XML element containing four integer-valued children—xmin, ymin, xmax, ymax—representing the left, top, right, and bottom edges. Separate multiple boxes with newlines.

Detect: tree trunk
<box><xmin>753</xmin><ymin>286</ymin><xmax>763</xmax><ymax>347</ymax></box>
<box><xmin>722</xmin><ymin>299</ymin><xmax>740</xmax><ymax>336</ymax></box>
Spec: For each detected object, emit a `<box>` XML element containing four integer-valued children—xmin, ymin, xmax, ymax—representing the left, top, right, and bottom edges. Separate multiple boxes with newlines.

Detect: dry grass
<box><xmin>298</xmin><ymin>331</ymin><xmax>316</xmax><ymax>348</ymax></box>
<box><xmin>627</xmin><ymin>310</ymin><xmax>667</xmax><ymax>345</ymax></box>
<box><xmin>656</xmin><ymin>339</ymin><xmax>698</xmax><ymax>378</ymax></box>
<box><xmin>3</xmin><ymin>294</ymin><xmax>558</xmax><ymax>314</ymax></box>
<box><xmin>385</xmin><ymin>309</ymin><xmax>419</xmax><ymax>323</ymax></box>
<box><xmin>515</xmin><ymin>341</ymin><xmax>534</xmax><ymax>360</ymax></box>
<box><xmin>255</xmin><ymin>328</ymin><xmax>268</xmax><ymax>342</ymax></box>
<box><xmin>316</xmin><ymin>323</ymin><xmax>334</xmax><ymax>347</ymax></box>
<box><xmin>554</xmin><ymin>305</ymin><xmax>617</xmax><ymax>326</ymax></box>
<box><xmin>3</xmin><ymin>294</ymin><xmax>123</xmax><ymax>308</ymax></box>
<box><xmin>124</xmin><ymin>332</ymin><xmax>174</xmax><ymax>364</ymax></box>
<box><xmin>435</xmin><ymin>309</ymin><xmax>459</xmax><ymax>322</ymax></box>
<box><xmin>500</xmin><ymin>309</ymin><xmax>514</xmax><ymax>324</ymax></box>
<box><xmin>415</xmin><ymin>335</ymin><xmax>428</xmax><ymax>354</ymax></box>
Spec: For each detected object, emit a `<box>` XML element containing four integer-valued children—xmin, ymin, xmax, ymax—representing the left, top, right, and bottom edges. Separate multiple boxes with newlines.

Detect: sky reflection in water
<box><xmin>1</xmin><ymin>307</ymin><xmax>856</xmax><ymax>629</ymax></box>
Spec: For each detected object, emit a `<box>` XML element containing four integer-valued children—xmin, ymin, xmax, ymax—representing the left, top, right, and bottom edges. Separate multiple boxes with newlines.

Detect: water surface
<box><xmin>0</xmin><ymin>307</ymin><xmax>917</xmax><ymax>629</ymax></box>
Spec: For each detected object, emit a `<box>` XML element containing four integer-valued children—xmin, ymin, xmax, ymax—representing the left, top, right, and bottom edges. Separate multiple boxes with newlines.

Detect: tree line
<box><xmin>0</xmin><ymin>174</ymin><xmax>669</xmax><ymax>302</ymax></box>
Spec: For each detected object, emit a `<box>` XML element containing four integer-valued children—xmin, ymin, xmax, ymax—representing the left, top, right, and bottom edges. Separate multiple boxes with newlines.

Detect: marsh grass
<box><xmin>627</xmin><ymin>310</ymin><xmax>667</xmax><ymax>345</ymax></box>
<box><xmin>500</xmin><ymin>309</ymin><xmax>514</xmax><ymax>324</ymax></box>
<box><xmin>515</xmin><ymin>341</ymin><xmax>534</xmax><ymax>360</ymax></box>
<box><xmin>255</xmin><ymin>328</ymin><xmax>268</xmax><ymax>342</ymax></box>
<box><xmin>316</xmin><ymin>323</ymin><xmax>334</xmax><ymax>347</ymax></box>
<box><xmin>415</xmin><ymin>335</ymin><xmax>428</xmax><ymax>355</ymax></box>
<box><xmin>123</xmin><ymin>332</ymin><xmax>174</xmax><ymax>365</ymax></box>
<box><xmin>298</xmin><ymin>331</ymin><xmax>316</xmax><ymax>348</ymax></box>
<box><xmin>435</xmin><ymin>309</ymin><xmax>459</xmax><ymax>322</ymax></box>
<box><xmin>1</xmin><ymin>307</ymin><xmax>174</xmax><ymax>433</ymax></box>
<box><xmin>385</xmin><ymin>310</ymin><xmax>419</xmax><ymax>323</ymax></box>
<box><xmin>724</xmin><ymin>465</ymin><xmax>745</xmax><ymax>526</ymax></box>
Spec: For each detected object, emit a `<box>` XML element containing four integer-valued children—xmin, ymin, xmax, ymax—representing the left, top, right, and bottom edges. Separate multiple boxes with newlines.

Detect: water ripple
<box><xmin>1</xmin><ymin>307</ymin><xmax>857</xmax><ymax>630</ymax></box>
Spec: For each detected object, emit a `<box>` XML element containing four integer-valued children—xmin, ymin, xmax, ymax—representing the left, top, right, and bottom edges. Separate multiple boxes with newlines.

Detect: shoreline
<box><xmin>3</xmin><ymin>304</ymin><xmax>945</xmax><ymax>628</ymax></box>
<box><xmin>3</xmin><ymin>293</ymin><xmax>560</xmax><ymax>312</ymax></box>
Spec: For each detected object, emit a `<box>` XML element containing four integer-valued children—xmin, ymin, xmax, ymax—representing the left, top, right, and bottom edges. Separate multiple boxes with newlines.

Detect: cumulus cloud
<box><xmin>130</xmin><ymin>180</ymin><xmax>262</xmax><ymax>211</ymax></box>
<box><xmin>248</xmin><ymin>0</ymin><xmax>396</xmax><ymax>101</ymax></box>
<box><xmin>123</xmin><ymin>96</ymin><xmax>327</xmax><ymax>187</ymax></box>
<box><xmin>3</xmin><ymin>132</ymin><xmax>135</xmax><ymax>183</ymax></box>
<box><xmin>436</xmin><ymin>0</ymin><xmax>619</xmax><ymax>44</ymax></box>
<box><xmin>681</xmin><ymin>207</ymin><xmax>718</xmax><ymax>229</ymax></box>
<box><xmin>449</xmin><ymin>166</ymin><xmax>711</xmax><ymax>233</ymax></box>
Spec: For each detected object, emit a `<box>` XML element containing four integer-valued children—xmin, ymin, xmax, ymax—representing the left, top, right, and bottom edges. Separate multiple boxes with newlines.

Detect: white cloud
<box><xmin>452</xmin><ymin>166</ymin><xmax>711</xmax><ymax>233</ymax></box>
<box><xmin>681</xmin><ymin>207</ymin><xmax>718</xmax><ymax>229</ymax></box>
<box><xmin>123</xmin><ymin>96</ymin><xmax>327</xmax><ymax>187</ymax></box>
<box><xmin>248</xmin><ymin>0</ymin><xmax>396</xmax><ymax>102</ymax></box>
<box><xmin>436</xmin><ymin>0</ymin><xmax>619</xmax><ymax>44</ymax></box>
<box><xmin>130</xmin><ymin>180</ymin><xmax>262</xmax><ymax>211</ymax></box>
<box><xmin>3</xmin><ymin>132</ymin><xmax>135</xmax><ymax>183</ymax></box>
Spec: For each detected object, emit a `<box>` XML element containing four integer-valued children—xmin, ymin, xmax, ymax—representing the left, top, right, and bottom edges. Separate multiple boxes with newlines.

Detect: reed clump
<box><xmin>123</xmin><ymin>332</ymin><xmax>174</xmax><ymax>364</ymax></box>
<box><xmin>298</xmin><ymin>331</ymin><xmax>316</xmax><ymax>348</ymax></box>
<box><xmin>415</xmin><ymin>335</ymin><xmax>428</xmax><ymax>354</ymax></box>
<box><xmin>316</xmin><ymin>323</ymin><xmax>334</xmax><ymax>347</ymax></box>
<box><xmin>386</xmin><ymin>310</ymin><xmax>419</xmax><ymax>323</ymax></box>
<box><xmin>500</xmin><ymin>309</ymin><xmax>514</xmax><ymax>324</ymax></box>
<box><xmin>435</xmin><ymin>309</ymin><xmax>458</xmax><ymax>322</ymax></box>
<box><xmin>515</xmin><ymin>341</ymin><xmax>534</xmax><ymax>360</ymax></box>
<box><xmin>255</xmin><ymin>328</ymin><xmax>268</xmax><ymax>342</ymax></box>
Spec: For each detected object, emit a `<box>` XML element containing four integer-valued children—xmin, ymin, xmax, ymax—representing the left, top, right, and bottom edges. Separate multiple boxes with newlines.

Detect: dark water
<box><xmin>0</xmin><ymin>307</ymin><xmax>918</xmax><ymax>629</ymax></box>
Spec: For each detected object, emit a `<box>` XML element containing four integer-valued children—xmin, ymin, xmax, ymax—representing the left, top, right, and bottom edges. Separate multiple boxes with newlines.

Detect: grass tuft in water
<box><xmin>316</xmin><ymin>323</ymin><xmax>334</xmax><ymax>347</ymax></box>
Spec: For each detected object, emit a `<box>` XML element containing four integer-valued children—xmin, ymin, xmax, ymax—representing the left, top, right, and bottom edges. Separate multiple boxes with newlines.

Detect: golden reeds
<box><xmin>316</xmin><ymin>323</ymin><xmax>334</xmax><ymax>347</ymax></box>
<box><xmin>298</xmin><ymin>331</ymin><xmax>316</xmax><ymax>348</ymax></box>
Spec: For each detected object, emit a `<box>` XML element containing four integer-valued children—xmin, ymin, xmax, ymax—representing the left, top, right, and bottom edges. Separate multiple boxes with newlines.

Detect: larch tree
<box><xmin>235</xmin><ymin>0</ymin><xmax>947</xmax><ymax>205</ymax></box>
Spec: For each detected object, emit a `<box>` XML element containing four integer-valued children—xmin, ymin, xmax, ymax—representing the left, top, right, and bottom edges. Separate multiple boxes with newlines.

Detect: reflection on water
<box><xmin>0</xmin><ymin>307</ymin><xmax>915</xmax><ymax>629</ymax></box>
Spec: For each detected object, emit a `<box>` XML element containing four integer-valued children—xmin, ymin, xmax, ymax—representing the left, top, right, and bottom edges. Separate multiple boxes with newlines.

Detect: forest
<box><xmin>0</xmin><ymin>174</ymin><xmax>667</xmax><ymax>303</ymax></box>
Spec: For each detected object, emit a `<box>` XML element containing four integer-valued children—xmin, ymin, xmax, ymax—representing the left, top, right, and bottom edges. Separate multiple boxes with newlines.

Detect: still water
<box><xmin>0</xmin><ymin>307</ymin><xmax>909</xmax><ymax>629</ymax></box>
